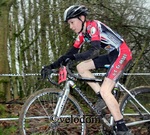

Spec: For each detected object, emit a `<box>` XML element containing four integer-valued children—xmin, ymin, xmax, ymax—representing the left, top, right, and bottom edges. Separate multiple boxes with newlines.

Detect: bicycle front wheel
<box><xmin>19</xmin><ymin>88</ymin><xmax>86</xmax><ymax>135</ymax></box>
<box><xmin>120</xmin><ymin>86</ymin><xmax>150</xmax><ymax>135</ymax></box>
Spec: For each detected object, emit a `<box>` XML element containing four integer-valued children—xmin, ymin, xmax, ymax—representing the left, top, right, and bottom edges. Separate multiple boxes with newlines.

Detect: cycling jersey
<box><xmin>72</xmin><ymin>20</ymin><xmax>132</xmax><ymax>82</ymax></box>
<box><xmin>73</xmin><ymin>20</ymin><xmax>124</xmax><ymax>52</ymax></box>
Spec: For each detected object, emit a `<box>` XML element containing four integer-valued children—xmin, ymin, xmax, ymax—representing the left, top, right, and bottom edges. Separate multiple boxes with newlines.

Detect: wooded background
<box><xmin>0</xmin><ymin>0</ymin><xmax>150</xmax><ymax>102</ymax></box>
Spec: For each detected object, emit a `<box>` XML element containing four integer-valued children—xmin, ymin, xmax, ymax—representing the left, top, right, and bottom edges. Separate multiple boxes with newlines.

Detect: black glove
<box><xmin>41</xmin><ymin>65</ymin><xmax>52</xmax><ymax>79</ymax></box>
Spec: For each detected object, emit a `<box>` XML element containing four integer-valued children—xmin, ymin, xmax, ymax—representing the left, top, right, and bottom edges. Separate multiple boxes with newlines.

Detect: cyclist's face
<box><xmin>68</xmin><ymin>18</ymin><xmax>82</xmax><ymax>33</ymax></box>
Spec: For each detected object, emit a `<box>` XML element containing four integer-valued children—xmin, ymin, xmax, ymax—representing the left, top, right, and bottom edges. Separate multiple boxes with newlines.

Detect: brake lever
<box><xmin>47</xmin><ymin>69</ymin><xmax>59</xmax><ymax>86</ymax></box>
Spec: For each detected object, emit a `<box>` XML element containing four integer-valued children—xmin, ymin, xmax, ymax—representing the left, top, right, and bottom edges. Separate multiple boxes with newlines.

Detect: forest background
<box><xmin>0</xmin><ymin>0</ymin><xmax>150</xmax><ymax>134</ymax></box>
<box><xmin>0</xmin><ymin>0</ymin><xmax>149</xmax><ymax>101</ymax></box>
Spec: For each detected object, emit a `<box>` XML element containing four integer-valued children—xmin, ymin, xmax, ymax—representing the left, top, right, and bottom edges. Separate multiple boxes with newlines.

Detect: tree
<box><xmin>0</xmin><ymin>0</ymin><xmax>14</xmax><ymax>101</ymax></box>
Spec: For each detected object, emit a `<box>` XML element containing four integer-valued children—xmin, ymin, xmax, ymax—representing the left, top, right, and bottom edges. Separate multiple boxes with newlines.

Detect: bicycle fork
<box><xmin>53</xmin><ymin>80</ymin><xmax>71</xmax><ymax>119</ymax></box>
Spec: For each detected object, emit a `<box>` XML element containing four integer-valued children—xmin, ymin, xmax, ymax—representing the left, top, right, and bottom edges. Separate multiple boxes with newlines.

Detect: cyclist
<box><xmin>41</xmin><ymin>5</ymin><xmax>132</xmax><ymax>135</ymax></box>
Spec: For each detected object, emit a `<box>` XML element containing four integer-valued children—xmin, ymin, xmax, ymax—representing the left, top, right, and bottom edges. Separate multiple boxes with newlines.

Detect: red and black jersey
<box><xmin>73</xmin><ymin>20</ymin><xmax>124</xmax><ymax>52</ymax></box>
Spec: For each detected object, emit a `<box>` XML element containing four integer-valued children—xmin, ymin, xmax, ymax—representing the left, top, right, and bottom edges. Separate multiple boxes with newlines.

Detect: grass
<box><xmin>0</xmin><ymin>104</ymin><xmax>21</xmax><ymax>135</ymax></box>
<box><xmin>0</xmin><ymin>126</ymin><xmax>18</xmax><ymax>135</ymax></box>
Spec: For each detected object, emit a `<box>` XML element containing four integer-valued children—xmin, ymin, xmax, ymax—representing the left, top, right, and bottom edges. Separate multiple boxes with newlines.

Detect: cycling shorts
<box><xmin>93</xmin><ymin>42</ymin><xmax>132</xmax><ymax>82</ymax></box>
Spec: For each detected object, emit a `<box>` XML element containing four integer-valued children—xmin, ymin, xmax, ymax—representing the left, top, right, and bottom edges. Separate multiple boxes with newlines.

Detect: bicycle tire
<box><xmin>120</xmin><ymin>86</ymin><xmax>150</xmax><ymax>135</ymax></box>
<box><xmin>19</xmin><ymin>88</ymin><xmax>86</xmax><ymax>135</ymax></box>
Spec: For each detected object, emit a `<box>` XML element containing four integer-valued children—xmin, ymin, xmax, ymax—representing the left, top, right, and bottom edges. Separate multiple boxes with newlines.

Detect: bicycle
<box><xmin>19</xmin><ymin>61</ymin><xmax>150</xmax><ymax>135</ymax></box>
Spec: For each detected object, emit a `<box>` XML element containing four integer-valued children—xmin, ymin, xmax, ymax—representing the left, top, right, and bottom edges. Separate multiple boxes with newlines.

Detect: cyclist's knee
<box><xmin>100</xmin><ymin>77</ymin><xmax>115</xmax><ymax>98</ymax></box>
<box><xmin>77</xmin><ymin>60</ymin><xmax>95</xmax><ymax>74</ymax></box>
<box><xmin>76</xmin><ymin>62</ymin><xmax>86</xmax><ymax>74</ymax></box>
<box><xmin>100</xmin><ymin>89</ymin><xmax>108</xmax><ymax>99</ymax></box>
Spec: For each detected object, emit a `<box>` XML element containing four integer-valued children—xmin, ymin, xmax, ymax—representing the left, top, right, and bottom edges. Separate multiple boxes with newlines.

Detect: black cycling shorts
<box><xmin>93</xmin><ymin>49</ymin><xmax>119</xmax><ymax>69</ymax></box>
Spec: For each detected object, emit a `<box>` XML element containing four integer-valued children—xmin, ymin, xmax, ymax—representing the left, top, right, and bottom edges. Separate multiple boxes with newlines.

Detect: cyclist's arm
<box><xmin>51</xmin><ymin>46</ymin><xmax>79</xmax><ymax>69</ymax></box>
<box><xmin>65</xmin><ymin>46</ymin><xmax>79</xmax><ymax>55</ymax></box>
<box><xmin>51</xmin><ymin>34</ymin><xmax>84</xmax><ymax>68</ymax></box>
<box><xmin>74</xmin><ymin>41</ymin><xmax>101</xmax><ymax>61</ymax></box>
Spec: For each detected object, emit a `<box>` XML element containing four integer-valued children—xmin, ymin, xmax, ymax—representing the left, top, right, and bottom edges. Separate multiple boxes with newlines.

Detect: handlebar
<box><xmin>66</xmin><ymin>60</ymin><xmax>105</xmax><ymax>82</ymax></box>
<box><xmin>47</xmin><ymin>69</ymin><xmax>60</xmax><ymax>86</ymax></box>
<box><xmin>47</xmin><ymin>60</ymin><xmax>107</xmax><ymax>86</ymax></box>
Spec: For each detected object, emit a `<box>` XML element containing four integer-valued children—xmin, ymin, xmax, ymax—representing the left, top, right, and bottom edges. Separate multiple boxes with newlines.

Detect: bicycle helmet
<box><xmin>64</xmin><ymin>5</ymin><xmax>88</xmax><ymax>22</ymax></box>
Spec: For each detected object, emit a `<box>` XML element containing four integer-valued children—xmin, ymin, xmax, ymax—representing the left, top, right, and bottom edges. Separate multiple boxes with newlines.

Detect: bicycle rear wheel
<box><xmin>19</xmin><ymin>88</ymin><xmax>86</xmax><ymax>135</ymax></box>
<box><xmin>120</xmin><ymin>86</ymin><xmax>150</xmax><ymax>135</ymax></box>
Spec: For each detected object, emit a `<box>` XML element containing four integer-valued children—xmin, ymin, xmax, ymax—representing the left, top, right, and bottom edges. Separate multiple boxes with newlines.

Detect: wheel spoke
<box><xmin>19</xmin><ymin>88</ymin><xmax>86</xmax><ymax>135</ymax></box>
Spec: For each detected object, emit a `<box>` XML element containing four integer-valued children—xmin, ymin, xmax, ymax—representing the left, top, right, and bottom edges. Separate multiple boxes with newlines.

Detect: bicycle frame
<box><xmin>53</xmin><ymin>80</ymin><xmax>72</xmax><ymax>117</ymax></box>
<box><xmin>51</xmin><ymin>72</ymin><xmax>115</xmax><ymax>127</ymax></box>
<box><xmin>51</xmin><ymin>71</ymin><xmax>150</xmax><ymax>128</ymax></box>
<box><xmin>118</xmin><ymin>83</ymin><xmax>150</xmax><ymax>115</ymax></box>
<box><xmin>118</xmin><ymin>83</ymin><xmax>150</xmax><ymax>127</ymax></box>
<box><xmin>49</xmin><ymin>61</ymin><xmax>150</xmax><ymax>129</ymax></box>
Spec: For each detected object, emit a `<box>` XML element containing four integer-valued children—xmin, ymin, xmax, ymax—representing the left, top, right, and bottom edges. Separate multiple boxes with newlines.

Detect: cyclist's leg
<box><xmin>100</xmin><ymin>43</ymin><xmax>132</xmax><ymax>133</ymax></box>
<box><xmin>100</xmin><ymin>43</ymin><xmax>132</xmax><ymax>119</ymax></box>
<box><xmin>100</xmin><ymin>77</ymin><xmax>122</xmax><ymax>120</ymax></box>
<box><xmin>76</xmin><ymin>54</ymin><xmax>111</xmax><ymax>94</ymax></box>
<box><xmin>76</xmin><ymin>59</ymin><xmax>100</xmax><ymax>93</ymax></box>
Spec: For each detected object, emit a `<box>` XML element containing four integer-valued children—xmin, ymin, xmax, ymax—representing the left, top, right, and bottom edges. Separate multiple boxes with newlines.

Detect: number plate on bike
<box><xmin>58</xmin><ymin>66</ymin><xmax>67</xmax><ymax>84</ymax></box>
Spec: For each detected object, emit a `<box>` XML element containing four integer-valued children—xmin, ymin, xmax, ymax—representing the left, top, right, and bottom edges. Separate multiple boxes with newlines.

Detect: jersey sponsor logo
<box><xmin>90</xmin><ymin>27</ymin><xmax>96</xmax><ymax>35</ymax></box>
<box><xmin>112</xmin><ymin>54</ymin><xmax>127</xmax><ymax>77</ymax></box>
